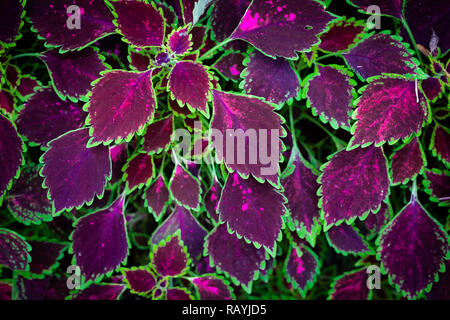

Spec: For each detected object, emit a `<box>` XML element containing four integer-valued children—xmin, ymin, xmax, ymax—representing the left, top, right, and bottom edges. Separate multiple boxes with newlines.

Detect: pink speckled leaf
<box><xmin>378</xmin><ymin>195</ymin><xmax>449</xmax><ymax>298</ymax></box>
<box><xmin>72</xmin><ymin>196</ymin><xmax>129</xmax><ymax>282</ymax></box>
<box><xmin>72</xmin><ymin>283</ymin><xmax>126</xmax><ymax>300</ymax></box>
<box><xmin>152</xmin><ymin>233</ymin><xmax>189</xmax><ymax>277</ymax></box>
<box><xmin>16</xmin><ymin>88</ymin><xmax>86</xmax><ymax>146</ymax></box>
<box><xmin>329</xmin><ymin>268</ymin><xmax>369</xmax><ymax>300</ymax></box>
<box><xmin>28</xmin><ymin>0</ymin><xmax>115</xmax><ymax>51</ymax></box>
<box><xmin>318</xmin><ymin>18</ymin><xmax>365</xmax><ymax>52</ymax></box>
<box><xmin>430</xmin><ymin>125</ymin><xmax>450</xmax><ymax>167</ymax></box>
<box><xmin>350</xmin><ymin>77</ymin><xmax>427</xmax><ymax>147</ymax></box>
<box><xmin>211</xmin><ymin>0</ymin><xmax>251</xmax><ymax>42</ymax></box>
<box><xmin>205</xmin><ymin>224</ymin><xmax>266</xmax><ymax>288</ymax></box>
<box><xmin>122</xmin><ymin>267</ymin><xmax>156</xmax><ymax>294</ymax></box>
<box><xmin>168</xmin><ymin>26</ymin><xmax>192</xmax><ymax>55</ymax></box>
<box><xmin>111</xmin><ymin>0</ymin><xmax>165</xmax><ymax>47</ymax></box>
<box><xmin>242</xmin><ymin>50</ymin><xmax>300</xmax><ymax>105</ymax></box>
<box><xmin>144</xmin><ymin>176</ymin><xmax>170</xmax><ymax>221</ymax></box>
<box><xmin>344</xmin><ymin>33</ymin><xmax>419</xmax><ymax>80</ymax></box>
<box><xmin>219</xmin><ymin>173</ymin><xmax>285</xmax><ymax>253</ymax></box>
<box><xmin>41</xmin><ymin>128</ymin><xmax>111</xmax><ymax>214</ymax></box>
<box><xmin>391</xmin><ymin>137</ymin><xmax>426</xmax><ymax>185</ymax></box>
<box><xmin>0</xmin><ymin>0</ymin><xmax>24</xmax><ymax>45</ymax></box>
<box><xmin>41</xmin><ymin>48</ymin><xmax>106</xmax><ymax>100</ymax></box>
<box><xmin>142</xmin><ymin>115</ymin><xmax>173</xmax><ymax>154</ymax></box>
<box><xmin>86</xmin><ymin>70</ymin><xmax>156</xmax><ymax>145</ymax></box>
<box><xmin>123</xmin><ymin>153</ymin><xmax>154</xmax><ymax>192</ymax></box>
<box><xmin>424</xmin><ymin>169</ymin><xmax>450</xmax><ymax>205</ymax></box>
<box><xmin>319</xmin><ymin>146</ymin><xmax>389</xmax><ymax>229</ymax></box>
<box><xmin>304</xmin><ymin>65</ymin><xmax>353</xmax><ymax>129</ymax></box>
<box><xmin>193</xmin><ymin>276</ymin><xmax>234</xmax><ymax>300</ymax></box>
<box><xmin>151</xmin><ymin>206</ymin><xmax>207</xmax><ymax>259</ymax></box>
<box><xmin>326</xmin><ymin>224</ymin><xmax>370</xmax><ymax>256</ymax></box>
<box><xmin>169</xmin><ymin>61</ymin><xmax>211</xmax><ymax>114</ymax></box>
<box><xmin>285</xmin><ymin>244</ymin><xmax>319</xmax><ymax>297</ymax></box>
<box><xmin>169</xmin><ymin>164</ymin><xmax>201</xmax><ymax>210</ymax></box>
<box><xmin>363</xmin><ymin>202</ymin><xmax>391</xmax><ymax>238</ymax></box>
<box><xmin>213</xmin><ymin>52</ymin><xmax>245</xmax><ymax>81</ymax></box>
<box><xmin>28</xmin><ymin>240</ymin><xmax>67</xmax><ymax>276</ymax></box>
<box><xmin>230</xmin><ymin>0</ymin><xmax>334</xmax><ymax>58</ymax></box>
<box><xmin>347</xmin><ymin>0</ymin><xmax>403</xmax><ymax>19</ymax></box>
<box><xmin>0</xmin><ymin>228</ymin><xmax>31</xmax><ymax>271</ymax></box>
<box><xmin>204</xmin><ymin>179</ymin><xmax>222</xmax><ymax>224</ymax></box>
<box><xmin>211</xmin><ymin>90</ymin><xmax>283</xmax><ymax>185</ymax></box>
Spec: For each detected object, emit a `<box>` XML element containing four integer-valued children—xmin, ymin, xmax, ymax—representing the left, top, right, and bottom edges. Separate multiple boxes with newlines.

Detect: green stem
<box><xmin>401</xmin><ymin>16</ymin><xmax>423</xmax><ymax>65</ymax></box>
<box><xmin>199</xmin><ymin>38</ymin><xmax>233</xmax><ymax>61</ymax></box>
<box><xmin>315</xmin><ymin>52</ymin><xmax>340</xmax><ymax>62</ymax></box>
<box><xmin>10</xmin><ymin>52</ymin><xmax>42</xmax><ymax>60</ymax></box>
<box><xmin>411</xmin><ymin>179</ymin><xmax>418</xmax><ymax>201</ymax></box>
<box><xmin>301</xmin><ymin>114</ymin><xmax>345</xmax><ymax>150</ymax></box>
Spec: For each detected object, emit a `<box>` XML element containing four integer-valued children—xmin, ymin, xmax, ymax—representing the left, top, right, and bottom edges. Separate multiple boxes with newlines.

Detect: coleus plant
<box><xmin>0</xmin><ymin>0</ymin><xmax>449</xmax><ymax>301</ymax></box>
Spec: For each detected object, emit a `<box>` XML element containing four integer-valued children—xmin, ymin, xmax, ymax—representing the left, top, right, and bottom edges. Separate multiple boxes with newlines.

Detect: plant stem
<box><xmin>401</xmin><ymin>16</ymin><xmax>423</xmax><ymax>65</ymax></box>
<box><xmin>199</xmin><ymin>38</ymin><xmax>233</xmax><ymax>61</ymax></box>
<box><xmin>10</xmin><ymin>52</ymin><xmax>42</xmax><ymax>60</ymax></box>
<box><xmin>315</xmin><ymin>52</ymin><xmax>340</xmax><ymax>62</ymax></box>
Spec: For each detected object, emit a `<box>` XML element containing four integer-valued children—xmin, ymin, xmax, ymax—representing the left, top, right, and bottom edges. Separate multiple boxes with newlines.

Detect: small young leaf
<box><xmin>151</xmin><ymin>233</ymin><xmax>190</xmax><ymax>277</ymax></box>
<box><xmin>168</xmin><ymin>26</ymin><xmax>192</xmax><ymax>55</ymax></box>
<box><xmin>285</xmin><ymin>244</ymin><xmax>320</xmax><ymax>297</ymax></box>
<box><xmin>0</xmin><ymin>228</ymin><xmax>31</xmax><ymax>271</ymax></box>
<box><xmin>326</xmin><ymin>224</ymin><xmax>370</xmax><ymax>256</ymax></box>
<box><xmin>391</xmin><ymin>137</ymin><xmax>426</xmax><ymax>185</ymax></box>
<box><xmin>193</xmin><ymin>276</ymin><xmax>234</xmax><ymax>300</ymax></box>
<box><xmin>123</xmin><ymin>153</ymin><xmax>154</xmax><ymax>192</ymax></box>
<box><xmin>329</xmin><ymin>268</ymin><xmax>369</xmax><ymax>300</ymax></box>
<box><xmin>169</xmin><ymin>164</ymin><xmax>201</xmax><ymax>210</ymax></box>
<box><xmin>144</xmin><ymin>176</ymin><xmax>170</xmax><ymax>221</ymax></box>
<box><xmin>121</xmin><ymin>267</ymin><xmax>157</xmax><ymax>294</ymax></box>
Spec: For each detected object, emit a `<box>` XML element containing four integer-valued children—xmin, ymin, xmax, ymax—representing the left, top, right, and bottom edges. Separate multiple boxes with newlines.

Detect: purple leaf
<box><xmin>421</xmin><ymin>77</ymin><xmax>443</xmax><ymax>102</ymax></box>
<box><xmin>204</xmin><ymin>179</ymin><xmax>222</xmax><ymax>224</ymax></box>
<box><xmin>121</xmin><ymin>267</ymin><xmax>157</xmax><ymax>294</ymax></box>
<box><xmin>282</xmin><ymin>151</ymin><xmax>320</xmax><ymax>245</ymax></box>
<box><xmin>326</xmin><ymin>224</ymin><xmax>370</xmax><ymax>256</ymax></box>
<box><xmin>0</xmin><ymin>228</ymin><xmax>31</xmax><ymax>271</ymax></box>
<box><xmin>41</xmin><ymin>128</ymin><xmax>111</xmax><ymax>213</ymax></box>
<box><xmin>41</xmin><ymin>48</ymin><xmax>106</xmax><ymax>100</ymax></box>
<box><xmin>193</xmin><ymin>276</ymin><xmax>234</xmax><ymax>300</ymax></box>
<box><xmin>169</xmin><ymin>61</ymin><xmax>211</xmax><ymax>115</ymax></box>
<box><xmin>0</xmin><ymin>114</ymin><xmax>22</xmax><ymax>198</ymax></box>
<box><xmin>17</xmin><ymin>76</ymin><xmax>41</xmax><ymax>100</ymax></box>
<box><xmin>318</xmin><ymin>18</ymin><xmax>365</xmax><ymax>52</ymax></box>
<box><xmin>211</xmin><ymin>0</ymin><xmax>251</xmax><ymax>42</ymax></box>
<box><xmin>230</xmin><ymin>0</ymin><xmax>334</xmax><ymax>59</ymax></box>
<box><xmin>319</xmin><ymin>146</ymin><xmax>390</xmax><ymax>229</ymax></box>
<box><xmin>378</xmin><ymin>195</ymin><xmax>450</xmax><ymax>298</ymax></box>
<box><xmin>430</xmin><ymin>125</ymin><xmax>450</xmax><ymax>167</ymax></box>
<box><xmin>86</xmin><ymin>70</ymin><xmax>156</xmax><ymax>145</ymax></box>
<box><xmin>110</xmin><ymin>143</ymin><xmax>128</xmax><ymax>185</ymax></box>
<box><xmin>144</xmin><ymin>176</ymin><xmax>170</xmax><ymax>221</ymax></box>
<box><xmin>242</xmin><ymin>49</ymin><xmax>300</xmax><ymax>105</ymax></box>
<box><xmin>111</xmin><ymin>0</ymin><xmax>165</xmax><ymax>47</ymax></box>
<box><xmin>28</xmin><ymin>240</ymin><xmax>67</xmax><ymax>276</ymax></box>
<box><xmin>142</xmin><ymin>115</ymin><xmax>173</xmax><ymax>154</ymax></box>
<box><xmin>0</xmin><ymin>90</ymin><xmax>15</xmax><ymax>114</ymax></box>
<box><xmin>205</xmin><ymin>224</ymin><xmax>267</xmax><ymax>290</ymax></box>
<box><xmin>169</xmin><ymin>164</ymin><xmax>201</xmax><ymax>210</ymax></box>
<box><xmin>344</xmin><ymin>33</ymin><xmax>420</xmax><ymax>80</ymax></box>
<box><xmin>28</xmin><ymin>0</ymin><xmax>115</xmax><ymax>51</ymax></box>
<box><xmin>211</xmin><ymin>90</ymin><xmax>283</xmax><ymax>186</ymax></box>
<box><xmin>391</xmin><ymin>137</ymin><xmax>426</xmax><ymax>185</ymax></box>
<box><xmin>284</xmin><ymin>244</ymin><xmax>320</xmax><ymax>297</ymax></box>
<box><xmin>363</xmin><ymin>202</ymin><xmax>391</xmax><ymax>238</ymax></box>
<box><xmin>213</xmin><ymin>52</ymin><xmax>245</xmax><ymax>81</ymax></box>
<box><xmin>423</xmin><ymin>169</ymin><xmax>450</xmax><ymax>205</ymax></box>
<box><xmin>14</xmin><ymin>275</ymin><xmax>69</xmax><ymax>300</ymax></box>
<box><xmin>16</xmin><ymin>88</ymin><xmax>86</xmax><ymax>146</ymax></box>
<box><xmin>151</xmin><ymin>233</ymin><xmax>190</xmax><ymax>277</ymax></box>
<box><xmin>71</xmin><ymin>283</ymin><xmax>126</xmax><ymax>300</ymax></box>
<box><xmin>0</xmin><ymin>282</ymin><xmax>12</xmax><ymax>300</ymax></box>
<box><xmin>427</xmin><ymin>260</ymin><xmax>450</xmax><ymax>300</ymax></box>
<box><xmin>350</xmin><ymin>77</ymin><xmax>428</xmax><ymax>147</ymax></box>
<box><xmin>123</xmin><ymin>153</ymin><xmax>154</xmax><ymax>192</ymax></box>
<box><xmin>72</xmin><ymin>196</ymin><xmax>129</xmax><ymax>283</ymax></box>
<box><xmin>151</xmin><ymin>206</ymin><xmax>207</xmax><ymax>259</ymax></box>
<box><xmin>219</xmin><ymin>172</ymin><xmax>285</xmax><ymax>253</ymax></box>
<box><xmin>329</xmin><ymin>268</ymin><xmax>369</xmax><ymax>300</ymax></box>
<box><xmin>0</xmin><ymin>0</ymin><xmax>24</xmax><ymax>45</ymax></box>
<box><xmin>347</xmin><ymin>0</ymin><xmax>403</xmax><ymax>19</ymax></box>
<box><xmin>168</xmin><ymin>26</ymin><xmax>192</xmax><ymax>55</ymax></box>
<box><xmin>166</xmin><ymin>288</ymin><xmax>193</xmax><ymax>300</ymax></box>
<box><xmin>304</xmin><ymin>65</ymin><xmax>354</xmax><ymax>129</ymax></box>
<box><xmin>129</xmin><ymin>50</ymin><xmax>150</xmax><ymax>71</ymax></box>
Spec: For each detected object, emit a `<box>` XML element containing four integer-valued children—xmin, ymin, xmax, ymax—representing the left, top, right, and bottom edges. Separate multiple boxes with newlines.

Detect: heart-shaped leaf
<box><xmin>151</xmin><ymin>232</ymin><xmax>190</xmax><ymax>277</ymax></box>
<box><xmin>391</xmin><ymin>137</ymin><xmax>426</xmax><ymax>185</ymax></box>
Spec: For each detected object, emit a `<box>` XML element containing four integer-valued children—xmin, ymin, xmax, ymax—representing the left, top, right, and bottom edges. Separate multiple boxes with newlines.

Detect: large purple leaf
<box><xmin>151</xmin><ymin>206</ymin><xmax>207</xmax><ymax>259</ymax></box>
<box><xmin>41</xmin><ymin>128</ymin><xmax>111</xmax><ymax>214</ymax></box>
<box><xmin>304</xmin><ymin>65</ymin><xmax>354</xmax><ymax>129</ymax></box>
<box><xmin>144</xmin><ymin>176</ymin><xmax>170</xmax><ymax>221</ymax></box>
<box><xmin>192</xmin><ymin>276</ymin><xmax>234</xmax><ymax>300</ymax></box>
<box><xmin>378</xmin><ymin>195</ymin><xmax>450</xmax><ymax>298</ymax></box>
<box><xmin>347</xmin><ymin>0</ymin><xmax>403</xmax><ymax>19</ymax></box>
<box><xmin>210</xmin><ymin>0</ymin><xmax>251</xmax><ymax>42</ymax></box>
<box><xmin>219</xmin><ymin>173</ymin><xmax>286</xmax><ymax>254</ymax></box>
<box><xmin>230</xmin><ymin>0</ymin><xmax>335</xmax><ymax>59</ymax></box>
<box><xmin>213</xmin><ymin>52</ymin><xmax>245</xmax><ymax>81</ymax></box>
<box><xmin>363</xmin><ymin>202</ymin><xmax>391</xmax><ymax>239</ymax></box>
<box><xmin>121</xmin><ymin>267</ymin><xmax>156</xmax><ymax>294</ymax></box>
<box><xmin>423</xmin><ymin>169</ymin><xmax>450</xmax><ymax>205</ymax></box>
<box><xmin>391</xmin><ymin>137</ymin><xmax>426</xmax><ymax>185</ymax></box>
<box><xmin>16</xmin><ymin>88</ymin><xmax>86</xmax><ymax>146</ymax></box>
<box><xmin>71</xmin><ymin>283</ymin><xmax>126</xmax><ymax>300</ymax></box>
<box><xmin>151</xmin><ymin>233</ymin><xmax>190</xmax><ymax>277</ymax></box>
<box><xmin>318</xmin><ymin>18</ymin><xmax>365</xmax><ymax>53</ymax></box>
<box><xmin>350</xmin><ymin>77</ymin><xmax>428</xmax><ymax>148</ymax></box>
<box><xmin>28</xmin><ymin>240</ymin><xmax>67</xmax><ymax>276</ymax></box>
<box><xmin>7</xmin><ymin>166</ymin><xmax>52</xmax><ymax>225</ymax></box>
<box><xmin>319</xmin><ymin>146</ymin><xmax>389</xmax><ymax>229</ymax></box>
<box><xmin>123</xmin><ymin>153</ymin><xmax>154</xmax><ymax>192</ymax></box>
<box><xmin>205</xmin><ymin>224</ymin><xmax>267</xmax><ymax>290</ymax></box>
<box><xmin>242</xmin><ymin>49</ymin><xmax>300</xmax><ymax>105</ymax></box>
<box><xmin>86</xmin><ymin>70</ymin><xmax>156</xmax><ymax>145</ymax></box>
<box><xmin>430</xmin><ymin>125</ymin><xmax>450</xmax><ymax>167</ymax></box>
<box><xmin>282</xmin><ymin>150</ymin><xmax>320</xmax><ymax>245</ymax></box>
<box><xmin>169</xmin><ymin>164</ymin><xmax>201</xmax><ymax>210</ymax></box>
<box><xmin>326</xmin><ymin>224</ymin><xmax>370</xmax><ymax>256</ymax></box>
<box><xmin>0</xmin><ymin>228</ymin><xmax>31</xmax><ymax>271</ymax></box>
<box><xmin>0</xmin><ymin>114</ymin><xmax>23</xmax><ymax>198</ymax></box>
<box><xmin>41</xmin><ymin>48</ymin><xmax>106</xmax><ymax>100</ymax></box>
<box><xmin>111</xmin><ymin>0</ymin><xmax>164</xmax><ymax>47</ymax></box>
<box><xmin>168</xmin><ymin>61</ymin><xmax>211</xmax><ymax>115</ymax></box>
<box><xmin>284</xmin><ymin>244</ymin><xmax>320</xmax><ymax>297</ymax></box>
<box><xmin>329</xmin><ymin>268</ymin><xmax>369</xmax><ymax>300</ymax></box>
<box><xmin>28</xmin><ymin>0</ymin><xmax>115</xmax><ymax>51</ymax></box>
<box><xmin>142</xmin><ymin>115</ymin><xmax>173</xmax><ymax>154</ymax></box>
<box><xmin>72</xmin><ymin>196</ymin><xmax>129</xmax><ymax>283</ymax></box>
<box><xmin>0</xmin><ymin>0</ymin><xmax>24</xmax><ymax>45</ymax></box>
<box><xmin>211</xmin><ymin>90</ymin><xmax>283</xmax><ymax>186</ymax></box>
<box><xmin>204</xmin><ymin>179</ymin><xmax>222</xmax><ymax>224</ymax></box>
